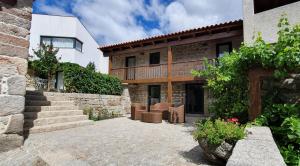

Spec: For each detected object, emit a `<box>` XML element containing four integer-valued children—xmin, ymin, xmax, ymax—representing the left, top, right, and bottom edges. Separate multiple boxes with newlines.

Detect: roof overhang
<box><xmin>99</xmin><ymin>20</ymin><xmax>243</xmax><ymax>56</ymax></box>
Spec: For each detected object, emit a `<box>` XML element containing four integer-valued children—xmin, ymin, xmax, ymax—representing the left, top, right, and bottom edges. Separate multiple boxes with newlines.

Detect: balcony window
<box><xmin>40</xmin><ymin>36</ymin><xmax>83</xmax><ymax>52</ymax></box>
<box><xmin>216</xmin><ymin>42</ymin><xmax>232</xmax><ymax>58</ymax></box>
<box><xmin>149</xmin><ymin>52</ymin><xmax>160</xmax><ymax>65</ymax></box>
<box><xmin>254</xmin><ymin>0</ymin><xmax>299</xmax><ymax>13</ymax></box>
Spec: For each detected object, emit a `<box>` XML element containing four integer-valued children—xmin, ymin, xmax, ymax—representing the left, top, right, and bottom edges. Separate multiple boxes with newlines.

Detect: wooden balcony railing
<box><xmin>110</xmin><ymin>59</ymin><xmax>215</xmax><ymax>82</ymax></box>
<box><xmin>111</xmin><ymin>64</ymin><xmax>168</xmax><ymax>81</ymax></box>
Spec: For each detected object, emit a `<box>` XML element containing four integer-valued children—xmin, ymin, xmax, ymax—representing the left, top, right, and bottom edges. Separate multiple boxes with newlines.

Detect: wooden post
<box><xmin>108</xmin><ymin>56</ymin><xmax>112</xmax><ymax>75</ymax></box>
<box><xmin>167</xmin><ymin>46</ymin><xmax>173</xmax><ymax>104</ymax></box>
<box><xmin>248</xmin><ymin>68</ymin><xmax>273</xmax><ymax>121</ymax></box>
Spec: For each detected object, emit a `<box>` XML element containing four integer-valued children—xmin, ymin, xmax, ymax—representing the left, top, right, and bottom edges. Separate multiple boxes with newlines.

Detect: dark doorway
<box><xmin>125</xmin><ymin>56</ymin><xmax>136</xmax><ymax>80</ymax></box>
<box><xmin>185</xmin><ymin>84</ymin><xmax>204</xmax><ymax>114</ymax></box>
<box><xmin>148</xmin><ymin>85</ymin><xmax>161</xmax><ymax>110</ymax></box>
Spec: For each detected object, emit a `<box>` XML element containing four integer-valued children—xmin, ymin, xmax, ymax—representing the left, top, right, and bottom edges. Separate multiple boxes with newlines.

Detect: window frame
<box><xmin>149</xmin><ymin>52</ymin><xmax>160</xmax><ymax>65</ymax></box>
<box><xmin>40</xmin><ymin>36</ymin><xmax>83</xmax><ymax>52</ymax></box>
<box><xmin>216</xmin><ymin>42</ymin><xmax>232</xmax><ymax>58</ymax></box>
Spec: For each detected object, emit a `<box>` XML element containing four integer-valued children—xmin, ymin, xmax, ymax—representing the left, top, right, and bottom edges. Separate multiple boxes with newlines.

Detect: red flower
<box><xmin>227</xmin><ymin>118</ymin><xmax>239</xmax><ymax>124</ymax></box>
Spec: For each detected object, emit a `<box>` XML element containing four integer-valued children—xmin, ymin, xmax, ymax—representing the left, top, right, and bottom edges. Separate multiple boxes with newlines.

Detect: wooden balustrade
<box><xmin>110</xmin><ymin>59</ymin><xmax>215</xmax><ymax>82</ymax></box>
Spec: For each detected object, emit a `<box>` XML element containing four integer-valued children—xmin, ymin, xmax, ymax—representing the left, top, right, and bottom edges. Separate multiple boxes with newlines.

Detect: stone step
<box><xmin>25</xmin><ymin>100</ymin><xmax>75</xmax><ymax>106</ymax></box>
<box><xmin>24</xmin><ymin>115</ymin><xmax>88</xmax><ymax>127</ymax></box>
<box><xmin>26</xmin><ymin>91</ymin><xmax>44</xmax><ymax>96</ymax></box>
<box><xmin>24</xmin><ymin>110</ymin><xmax>84</xmax><ymax>119</ymax></box>
<box><xmin>24</xmin><ymin>120</ymin><xmax>93</xmax><ymax>134</ymax></box>
<box><xmin>25</xmin><ymin>95</ymin><xmax>68</xmax><ymax>101</ymax></box>
<box><xmin>25</xmin><ymin>106</ymin><xmax>79</xmax><ymax>112</ymax></box>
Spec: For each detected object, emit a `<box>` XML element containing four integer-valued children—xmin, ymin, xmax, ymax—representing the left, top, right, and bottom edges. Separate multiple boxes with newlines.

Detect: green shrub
<box><xmin>193</xmin><ymin>119</ymin><xmax>245</xmax><ymax>145</ymax></box>
<box><xmin>83</xmin><ymin>107</ymin><xmax>122</xmax><ymax>121</ymax></box>
<box><xmin>253</xmin><ymin>104</ymin><xmax>300</xmax><ymax>165</ymax></box>
<box><xmin>191</xmin><ymin>16</ymin><xmax>300</xmax><ymax>123</ymax></box>
<box><xmin>59</xmin><ymin>62</ymin><xmax>123</xmax><ymax>95</ymax></box>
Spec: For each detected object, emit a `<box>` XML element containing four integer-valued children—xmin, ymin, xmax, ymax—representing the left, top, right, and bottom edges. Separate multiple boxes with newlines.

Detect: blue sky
<box><xmin>33</xmin><ymin>0</ymin><xmax>243</xmax><ymax>46</ymax></box>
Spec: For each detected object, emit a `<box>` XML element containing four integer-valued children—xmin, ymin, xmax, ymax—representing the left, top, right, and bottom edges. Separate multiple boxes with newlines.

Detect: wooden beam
<box><xmin>108</xmin><ymin>56</ymin><xmax>112</xmax><ymax>75</ymax></box>
<box><xmin>105</xmin><ymin>30</ymin><xmax>242</xmax><ymax>56</ymax></box>
<box><xmin>248</xmin><ymin>68</ymin><xmax>273</xmax><ymax>121</ymax></box>
<box><xmin>167</xmin><ymin>46</ymin><xmax>173</xmax><ymax>104</ymax></box>
<box><xmin>123</xmin><ymin>78</ymin><xmax>168</xmax><ymax>84</ymax></box>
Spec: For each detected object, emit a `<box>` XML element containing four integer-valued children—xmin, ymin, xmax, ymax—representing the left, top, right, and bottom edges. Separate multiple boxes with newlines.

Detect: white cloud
<box><xmin>34</xmin><ymin>0</ymin><xmax>243</xmax><ymax>45</ymax></box>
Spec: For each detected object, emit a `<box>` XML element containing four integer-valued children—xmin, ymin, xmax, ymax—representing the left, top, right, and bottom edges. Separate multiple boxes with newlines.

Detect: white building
<box><xmin>29</xmin><ymin>14</ymin><xmax>108</xmax><ymax>73</ymax></box>
<box><xmin>243</xmin><ymin>0</ymin><xmax>300</xmax><ymax>44</ymax></box>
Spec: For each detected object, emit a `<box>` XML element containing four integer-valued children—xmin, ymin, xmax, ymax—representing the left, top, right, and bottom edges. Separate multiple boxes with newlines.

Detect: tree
<box><xmin>86</xmin><ymin>62</ymin><xmax>96</xmax><ymax>72</ymax></box>
<box><xmin>32</xmin><ymin>44</ymin><xmax>60</xmax><ymax>91</ymax></box>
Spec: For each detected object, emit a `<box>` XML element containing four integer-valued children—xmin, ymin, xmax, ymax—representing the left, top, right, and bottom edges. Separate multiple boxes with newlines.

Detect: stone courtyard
<box><xmin>0</xmin><ymin>117</ymin><xmax>212</xmax><ymax>166</ymax></box>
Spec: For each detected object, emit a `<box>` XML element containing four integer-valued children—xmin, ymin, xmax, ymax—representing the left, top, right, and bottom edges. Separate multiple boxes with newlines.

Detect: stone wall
<box><xmin>41</xmin><ymin>86</ymin><xmax>131</xmax><ymax>115</ymax></box>
<box><xmin>111</xmin><ymin>36</ymin><xmax>242</xmax><ymax>69</ymax></box>
<box><xmin>0</xmin><ymin>0</ymin><xmax>33</xmax><ymax>152</ymax></box>
<box><xmin>262</xmin><ymin>74</ymin><xmax>300</xmax><ymax>104</ymax></box>
<box><xmin>227</xmin><ymin>127</ymin><xmax>286</xmax><ymax>166</ymax></box>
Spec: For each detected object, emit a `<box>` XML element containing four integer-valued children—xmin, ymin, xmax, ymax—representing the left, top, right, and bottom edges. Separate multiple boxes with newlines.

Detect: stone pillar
<box><xmin>0</xmin><ymin>0</ymin><xmax>33</xmax><ymax>152</ymax></box>
<box><xmin>121</xmin><ymin>83</ymin><xmax>131</xmax><ymax>114</ymax></box>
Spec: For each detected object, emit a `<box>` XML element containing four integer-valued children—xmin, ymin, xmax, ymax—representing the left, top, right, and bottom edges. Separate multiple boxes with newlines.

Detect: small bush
<box><xmin>193</xmin><ymin>119</ymin><xmax>245</xmax><ymax>145</ymax></box>
<box><xmin>84</xmin><ymin>107</ymin><xmax>122</xmax><ymax>121</ymax></box>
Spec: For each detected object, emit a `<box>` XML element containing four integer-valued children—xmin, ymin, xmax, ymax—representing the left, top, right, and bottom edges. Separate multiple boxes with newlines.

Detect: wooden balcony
<box><xmin>110</xmin><ymin>59</ymin><xmax>215</xmax><ymax>83</ymax></box>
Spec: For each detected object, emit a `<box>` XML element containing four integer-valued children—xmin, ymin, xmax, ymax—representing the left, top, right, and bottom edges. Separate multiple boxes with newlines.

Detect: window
<box><xmin>40</xmin><ymin>36</ymin><xmax>83</xmax><ymax>52</ymax></box>
<box><xmin>254</xmin><ymin>0</ymin><xmax>299</xmax><ymax>13</ymax></box>
<box><xmin>149</xmin><ymin>52</ymin><xmax>160</xmax><ymax>65</ymax></box>
<box><xmin>216</xmin><ymin>42</ymin><xmax>232</xmax><ymax>58</ymax></box>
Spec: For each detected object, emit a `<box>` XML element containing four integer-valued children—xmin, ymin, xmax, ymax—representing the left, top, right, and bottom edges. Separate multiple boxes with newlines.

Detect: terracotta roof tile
<box><xmin>99</xmin><ymin>19</ymin><xmax>242</xmax><ymax>51</ymax></box>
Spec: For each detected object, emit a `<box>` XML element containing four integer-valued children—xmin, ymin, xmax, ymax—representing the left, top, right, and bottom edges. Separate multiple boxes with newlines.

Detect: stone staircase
<box><xmin>24</xmin><ymin>91</ymin><xmax>92</xmax><ymax>134</ymax></box>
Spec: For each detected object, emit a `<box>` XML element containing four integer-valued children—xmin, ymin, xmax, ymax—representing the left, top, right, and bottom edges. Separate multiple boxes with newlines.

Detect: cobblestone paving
<box><xmin>1</xmin><ymin>117</ymin><xmax>212</xmax><ymax>166</ymax></box>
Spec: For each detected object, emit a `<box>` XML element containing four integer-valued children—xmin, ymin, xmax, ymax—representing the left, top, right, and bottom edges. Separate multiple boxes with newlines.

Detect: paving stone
<box><xmin>19</xmin><ymin>117</ymin><xmax>211</xmax><ymax>166</ymax></box>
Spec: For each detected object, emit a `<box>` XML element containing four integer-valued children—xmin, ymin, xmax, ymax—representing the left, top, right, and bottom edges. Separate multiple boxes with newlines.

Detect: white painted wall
<box><xmin>243</xmin><ymin>0</ymin><xmax>300</xmax><ymax>44</ymax></box>
<box><xmin>29</xmin><ymin>14</ymin><xmax>108</xmax><ymax>73</ymax></box>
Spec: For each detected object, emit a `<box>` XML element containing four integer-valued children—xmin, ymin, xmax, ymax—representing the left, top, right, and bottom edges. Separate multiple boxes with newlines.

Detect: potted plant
<box><xmin>193</xmin><ymin>118</ymin><xmax>245</xmax><ymax>165</ymax></box>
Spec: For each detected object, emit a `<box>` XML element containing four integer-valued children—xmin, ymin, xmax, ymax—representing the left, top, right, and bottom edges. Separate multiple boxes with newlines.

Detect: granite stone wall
<box><xmin>40</xmin><ymin>85</ymin><xmax>131</xmax><ymax>115</ymax></box>
<box><xmin>227</xmin><ymin>127</ymin><xmax>286</xmax><ymax>166</ymax></box>
<box><xmin>262</xmin><ymin>74</ymin><xmax>300</xmax><ymax>104</ymax></box>
<box><xmin>0</xmin><ymin>0</ymin><xmax>33</xmax><ymax>152</ymax></box>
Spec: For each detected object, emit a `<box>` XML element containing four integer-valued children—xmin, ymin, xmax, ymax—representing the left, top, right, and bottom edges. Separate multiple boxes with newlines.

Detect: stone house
<box><xmin>100</xmin><ymin>20</ymin><xmax>243</xmax><ymax>117</ymax></box>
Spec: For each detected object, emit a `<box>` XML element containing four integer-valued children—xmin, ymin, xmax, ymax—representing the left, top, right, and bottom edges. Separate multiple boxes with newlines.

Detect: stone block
<box><xmin>0</xmin><ymin>55</ymin><xmax>28</xmax><ymax>75</ymax></box>
<box><xmin>0</xmin><ymin>11</ymin><xmax>31</xmax><ymax>30</ymax></box>
<box><xmin>3</xmin><ymin>114</ymin><xmax>24</xmax><ymax>134</ymax></box>
<box><xmin>227</xmin><ymin>127</ymin><xmax>286</xmax><ymax>166</ymax></box>
<box><xmin>6</xmin><ymin>75</ymin><xmax>26</xmax><ymax>95</ymax></box>
<box><xmin>0</xmin><ymin>116</ymin><xmax>9</xmax><ymax>133</ymax></box>
<box><xmin>0</xmin><ymin>43</ymin><xmax>29</xmax><ymax>59</ymax></box>
<box><xmin>0</xmin><ymin>64</ymin><xmax>18</xmax><ymax>78</ymax></box>
<box><xmin>0</xmin><ymin>33</ymin><xmax>29</xmax><ymax>48</ymax></box>
<box><xmin>0</xmin><ymin>134</ymin><xmax>23</xmax><ymax>152</ymax></box>
<box><xmin>0</xmin><ymin>6</ymin><xmax>32</xmax><ymax>20</ymax></box>
<box><xmin>0</xmin><ymin>95</ymin><xmax>24</xmax><ymax>116</ymax></box>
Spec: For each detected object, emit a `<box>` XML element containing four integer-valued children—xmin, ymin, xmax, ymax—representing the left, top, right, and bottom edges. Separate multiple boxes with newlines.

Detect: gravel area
<box><xmin>1</xmin><ymin>117</ymin><xmax>212</xmax><ymax>166</ymax></box>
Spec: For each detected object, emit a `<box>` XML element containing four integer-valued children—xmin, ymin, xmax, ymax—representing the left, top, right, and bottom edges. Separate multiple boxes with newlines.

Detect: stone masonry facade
<box><xmin>0</xmin><ymin>0</ymin><xmax>33</xmax><ymax>152</ymax></box>
<box><xmin>111</xmin><ymin>36</ymin><xmax>242</xmax><ymax>69</ymax></box>
<box><xmin>123</xmin><ymin>36</ymin><xmax>242</xmax><ymax>112</ymax></box>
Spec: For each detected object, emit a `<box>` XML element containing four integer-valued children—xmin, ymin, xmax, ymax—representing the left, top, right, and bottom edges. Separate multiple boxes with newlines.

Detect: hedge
<box><xmin>59</xmin><ymin>62</ymin><xmax>123</xmax><ymax>95</ymax></box>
